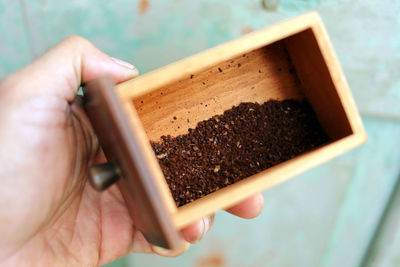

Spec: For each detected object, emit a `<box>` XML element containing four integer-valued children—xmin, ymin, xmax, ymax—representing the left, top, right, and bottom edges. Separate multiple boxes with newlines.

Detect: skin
<box><xmin>0</xmin><ymin>36</ymin><xmax>264</xmax><ymax>266</ymax></box>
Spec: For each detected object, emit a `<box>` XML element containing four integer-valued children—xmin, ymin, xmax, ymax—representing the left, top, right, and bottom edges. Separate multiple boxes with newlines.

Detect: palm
<box><xmin>0</xmin><ymin>90</ymin><xmax>138</xmax><ymax>265</ymax></box>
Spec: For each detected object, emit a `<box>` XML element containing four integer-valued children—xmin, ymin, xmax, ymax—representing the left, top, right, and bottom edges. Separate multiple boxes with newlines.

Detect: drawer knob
<box><xmin>88</xmin><ymin>162</ymin><xmax>121</xmax><ymax>191</ymax></box>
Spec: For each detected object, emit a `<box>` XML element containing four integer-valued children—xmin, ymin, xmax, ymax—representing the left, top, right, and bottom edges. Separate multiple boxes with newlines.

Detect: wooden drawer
<box><xmin>83</xmin><ymin>12</ymin><xmax>366</xmax><ymax>250</ymax></box>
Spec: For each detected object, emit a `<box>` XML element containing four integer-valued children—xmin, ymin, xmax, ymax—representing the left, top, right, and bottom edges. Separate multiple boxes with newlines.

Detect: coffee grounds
<box><xmin>151</xmin><ymin>99</ymin><xmax>330</xmax><ymax>207</ymax></box>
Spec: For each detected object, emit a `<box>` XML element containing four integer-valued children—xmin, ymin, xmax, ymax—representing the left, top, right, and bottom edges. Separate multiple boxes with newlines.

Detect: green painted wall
<box><xmin>1</xmin><ymin>1</ymin><xmax>399</xmax><ymax>266</ymax></box>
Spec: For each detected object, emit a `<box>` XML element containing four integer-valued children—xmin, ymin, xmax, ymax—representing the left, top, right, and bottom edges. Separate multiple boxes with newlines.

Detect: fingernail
<box><xmin>151</xmin><ymin>245</ymin><xmax>171</xmax><ymax>256</ymax></box>
<box><xmin>203</xmin><ymin>215</ymin><xmax>214</xmax><ymax>234</ymax></box>
<box><xmin>190</xmin><ymin>221</ymin><xmax>205</xmax><ymax>244</ymax></box>
<box><xmin>196</xmin><ymin>216</ymin><xmax>213</xmax><ymax>243</ymax></box>
<box><xmin>151</xmin><ymin>242</ymin><xmax>190</xmax><ymax>257</ymax></box>
<box><xmin>111</xmin><ymin>57</ymin><xmax>136</xmax><ymax>69</ymax></box>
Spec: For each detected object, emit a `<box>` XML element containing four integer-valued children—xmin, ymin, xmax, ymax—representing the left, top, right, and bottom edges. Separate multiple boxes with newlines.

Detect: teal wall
<box><xmin>1</xmin><ymin>0</ymin><xmax>400</xmax><ymax>266</ymax></box>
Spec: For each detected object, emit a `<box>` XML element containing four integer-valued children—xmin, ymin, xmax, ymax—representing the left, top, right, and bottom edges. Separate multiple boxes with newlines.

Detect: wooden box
<box><xmin>83</xmin><ymin>12</ymin><xmax>366</xmax><ymax>250</ymax></box>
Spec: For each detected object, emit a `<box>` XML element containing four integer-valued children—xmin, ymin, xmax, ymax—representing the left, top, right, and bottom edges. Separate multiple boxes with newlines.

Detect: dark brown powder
<box><xmin>151</xmin><ymin>99</ymin><xmax>330</xmax><ymax>207</ymax></box>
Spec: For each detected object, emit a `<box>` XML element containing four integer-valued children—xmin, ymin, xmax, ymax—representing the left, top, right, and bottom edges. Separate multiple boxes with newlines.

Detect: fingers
<box><xmin>2</xmin><ymin>36</ymin><xmax>138</xmax><ymax>102</ymax></box>
<box><xmin>181</xmin><ymin>214</ymin><xmax>214</xmax><ymax>244</ymax></box>
<box><xmin>129</xmin><ymin>231</ymin><xmax>154</xmax><ymax>254</ymax></box>
<box><xmin>150</xmin><ymin>242</ymin><xmax>190</xmax><ymax>257</ymax></box>
<box><xmin>129</xmin><ymin>232</ymin><xmax>190</xmax><ymax>257</ymax></box>
<box><xmin>179</xmin><ymin>194</ymin><xmax>264</xmax><ymax>245</ymax></box>
<box><xmin>143</xmin><ymin>193</ymin><xmax>262</xmax><ymax>258</ymax></box>
<box><xmin>225</xmin><ymin>193</ymin><xmax>264</xmax><ymax>219</ymax></box>
<box><xmin>150</xmin><ymin>193</ymin><xmax>263</xmax><ymax>257</ymax></box>
<box><xmin>149</xmin><ymin>214</ymin><xmax>214</xmax><ymax>257</ymax></box>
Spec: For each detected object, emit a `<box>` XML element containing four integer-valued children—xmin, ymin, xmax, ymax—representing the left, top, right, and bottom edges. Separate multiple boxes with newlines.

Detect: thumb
<box><xmin>1</xmin><ymin>36</ymin><xmax>138</xmax><ymax>103</ymax></box>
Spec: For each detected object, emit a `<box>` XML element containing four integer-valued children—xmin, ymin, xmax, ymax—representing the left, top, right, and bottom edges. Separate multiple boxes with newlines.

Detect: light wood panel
<box><xmin>285</xmin><ymin>30</ymin><xmax>352</xmax><ymax>140</ymax></box>
<box><xmin>133</xmin><ymin>41</ymin><xmax>304</xmax><ymax>141</ymax></box>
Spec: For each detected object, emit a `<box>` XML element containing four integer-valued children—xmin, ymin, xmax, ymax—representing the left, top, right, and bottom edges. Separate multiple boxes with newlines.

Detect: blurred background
<box><xmin>1</xmin><ymin>0</ymin><xmax>399</xmax><ymax>266</ymax></box>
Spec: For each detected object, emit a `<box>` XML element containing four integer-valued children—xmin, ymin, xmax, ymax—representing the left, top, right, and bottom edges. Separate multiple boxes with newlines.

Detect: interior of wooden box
<box><xmin>133</xmin><ymin>29</ymin><xmax>352</xmax><ymax>144</ymax></box>
<box><xmin>131</xmin><ymin>28</ymin><xmax>354</xmax><ymax>214</ymax></box>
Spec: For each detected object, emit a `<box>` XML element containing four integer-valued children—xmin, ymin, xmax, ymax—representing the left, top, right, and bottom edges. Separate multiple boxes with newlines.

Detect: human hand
<box><xmin>0</xmin><ymin>36</ymin><xmax>264</xmax><ymax>266</ymax></box>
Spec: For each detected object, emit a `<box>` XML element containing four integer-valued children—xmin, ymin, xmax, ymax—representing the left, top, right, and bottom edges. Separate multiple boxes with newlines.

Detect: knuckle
<box><xmin>61</xmin><ymin>35</ymin><xmax>93</xmax><ymax>50</ymax></box>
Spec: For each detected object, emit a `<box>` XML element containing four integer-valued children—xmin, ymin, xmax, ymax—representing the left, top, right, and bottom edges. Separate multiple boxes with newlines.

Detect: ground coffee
<box><xmin>151</xmin><ymin>99</ymin><xmax>330</xmax><ymax>207</ymax></box>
